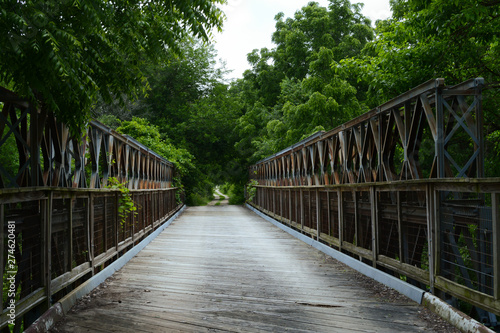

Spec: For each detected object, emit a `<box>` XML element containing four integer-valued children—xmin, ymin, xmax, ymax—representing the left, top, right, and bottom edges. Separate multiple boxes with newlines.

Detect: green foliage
<box><xmin>105</xmin><ymin>177</ymin><xmax>137</xmax><ymax>228</ymax></box>
<box><xmin>231</xmin><ymin>0</ymin><xmax>373</xmax><ymax>162</ymax></box>
<box><xmin>220</xmin><ymin>182</ymin><xmax>246</xmax><ymax>205</ymax></box>
<box><xmin>0</xmin><ymin>0</ymin><xmax>226</xmax><ymax>135</ymax></box>
<box><xmin>0</xmin><ymin>126</ymin><xmax>19</xmax><ymax>187</ymax></box>
<box><xmin>116</xmin><ymin>117</ymin><xmax>195</xmax><ymax>179</ymax></box>
<box><xmin>186</xmin><ymin>192</ymin><xmax>213</xmax><ymax>206</ymax></box>
<box><xmin>272</xmin><ymin>0</ymin><xmax>373</xmax><ymax>80</ymax></box>
<box><xmin>246</xmin><ymin>179</ymin><xmax>259</xmax><ymax>203</ymax></box>
<box><xmin>228</xmin><ymin>185</ymin><xmax>246</xmax><ymax>205</ymax></box>
<box><xmin>97</xmin><ymin>114</ymin><xmax>122</xmax><ymax>130</ymax></box>
<box><xmin>109</xmin><ymin>38</ymin><xmax>247</xmax><ymax>200</ymax></box>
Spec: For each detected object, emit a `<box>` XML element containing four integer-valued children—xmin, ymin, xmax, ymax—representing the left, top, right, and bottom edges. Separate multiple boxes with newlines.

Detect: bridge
<box><xmin>0</xmin><ymin>78</ymin><xmax>499</xmax><ymax>332</ymax></box>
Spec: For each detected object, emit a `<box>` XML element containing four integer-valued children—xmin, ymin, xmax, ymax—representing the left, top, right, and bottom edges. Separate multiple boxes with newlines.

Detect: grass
<box><xmin>186</xmin><ymin>192</ymin><xmax>213</xmax><ymax>206</ymax></box>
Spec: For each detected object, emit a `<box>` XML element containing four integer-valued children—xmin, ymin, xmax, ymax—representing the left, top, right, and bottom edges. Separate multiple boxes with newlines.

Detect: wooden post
<box><xmin>370</xmin><ymin>186</ymin><xmax>378</xmax><ymax>267</ymax></box>
<box><xmin>68</xmin><ymin>197</ymin><xmax>73</xmax><ymax>272</ymax></box>
<box><xmin>316</xmin><ymin>189</ymin><xmax>320</xmax><ymax>240</ymax></box>
<box><xmin>327</xmin><ymin>191</ymin><xmax>331</xmax><ymax>237</ymax></box>
<box><xmin>271</xmin><ymin>188</ymin><xmax>274</xmax><ymax>215</ymax></box>
<box><xmin>89</xmin><ymin>193</ymin><xmax>95</xmax><ymax>274</ymax></box>
<box><xmin>103</xmin><ymin>195</ymin><xmax>107</xmax><ymax>251</ymax></box>
<box><xmin>433</xmin><ymin>187</ymin><xmax>441</xmax><ymax>288</ymax></box>
<box><xmin>280</xmin><ymin>188</ymin><xmax>283</xmax><ymax>222</ymax></box>
<box><xmin>44</xmin><ymin>192</ymin><xmax>53</xmax><ymax>308</ymax></box>
<box><xmin>115</xmin><ymin>192</ymin><xmax>119</xmax><ymax>254</ymax></box>
<box><xmin>132</xmin><ymin>193</ymin><xmax>136</xmax><ymax>246</ymax></box>
<box><xmin>397</xmin><ymin>191</ymin><xmax>403</xmax><ymax>263</ymax></box>
<box><xmin>492</xmin><ymin>193</ymin><xmax>499</xmax><ymax>300</ymax></box>
<box><xmin>289</xmin><ymin>188</ymin><xmax>292</xmax><ymax>225</ymax></box>
<box><xmin>354</xmin><ymin>191</ymin><xmax>359</xmax><ymax>247</ymax></box>
<box><xmin>300</xmin><ymin>188</ymin><xmax>304</xmax><ymax>231</ymax></box>
<box><xmin>338</xmin><ymin>189</ymin><xmax>343</xmax><ymax>251</ymax></box>
<box><xmin>426</xmin><ymin>184</ymin><xmax>435</xmax><ymax>293</ymax></box>
<box><xmin>377</xmin><ymin>112</ymin><xmax>383</xmax><ymax>181</ymax></box>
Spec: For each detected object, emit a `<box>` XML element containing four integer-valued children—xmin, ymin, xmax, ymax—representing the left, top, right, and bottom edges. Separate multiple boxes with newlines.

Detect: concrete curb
<box><xmin>25</xmin><ymin>205</ymin><xmax>185</xmax><ymax>333</ymax></box>
<box><xmin>422</xmin><ymin>293</ymin><xmax>494</xmax><ymax>333</ymax></box>
<box><xmin>23</xmin><ymin>303</ymin><xmax>64</xmax><ymax>333</ymax></box>
<box><xmin>246</xmin><ymin>204</ymin><xmax>494</xmax><ymax>333</ymax></box>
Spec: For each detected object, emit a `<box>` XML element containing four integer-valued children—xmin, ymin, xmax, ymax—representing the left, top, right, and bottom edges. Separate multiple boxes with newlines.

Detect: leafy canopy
<box><xmin>0</xmin><ymin>0</ymin><xmax>226</xmax><ymax>134</ymax></box>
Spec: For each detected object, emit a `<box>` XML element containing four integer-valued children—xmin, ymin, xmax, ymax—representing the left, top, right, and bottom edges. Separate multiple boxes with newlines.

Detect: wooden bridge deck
<box><xmin>52</xmin><ymin>205</ymin><xmax>451</xmax><ymax>332</ymax></box>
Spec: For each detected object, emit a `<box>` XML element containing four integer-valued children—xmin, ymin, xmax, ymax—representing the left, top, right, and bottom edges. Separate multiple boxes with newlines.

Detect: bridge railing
<box><xmin>0</xmin><ymin>86</ymin><xmax>174</xmax><ymax>190</ymax></box>
<box><xmin>250</xmin><ymin>78</ymin><xmax>485</xmax><ymax>186</ymax></box>
<box><xmin>0</xmin><ymin>86</ymin><xmax>183</xmax><ymax>330</ymax></box>
<box><xmin>248</xmin><ymin>179</ymin><xmax>500</xmax><ymax>317</ymax></box>
<box><xmin>0</xmin><ymin>186</ymin><xmax>182</xmax><ymax>330</ymax></box>
<box><xmin>248</xmin><ymin>77</ymin><xmax>499</xmax><ymax>319</ymax></box>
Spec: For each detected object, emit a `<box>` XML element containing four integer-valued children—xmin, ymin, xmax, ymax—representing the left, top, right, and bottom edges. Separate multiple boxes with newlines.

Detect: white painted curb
<box><xmin>422</xmin><ymin>293</ymin><xmax>494</xmax><ymax>333</ymax></box>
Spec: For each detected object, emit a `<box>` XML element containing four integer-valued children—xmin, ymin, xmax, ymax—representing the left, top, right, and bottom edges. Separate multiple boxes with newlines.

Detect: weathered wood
<box><xmin>50</xmin><ymin>264</ymin><xmax>92</xmax><ymax>294</ymax></box>
<box><xmin>44</xmin><ymin>192</ymin><xmax>53</xmax><ymax>309</ymax></box>
<box><xmin>55</xmin><ymin>206</ymin><xmax>438</xmax><ymax>332</ymax></box>
<box><xmin>493</xmin><ymin>193</ymin><xmax>500</xmax><ymax>300</ymax></box>
<box><xmin>0</xmin><ymin>289</ymin><xmax>46</xmax><ymax>325</ymax></box>
<box><xmin>249</xmin><ymin>182</ymin><xmax>500</xmax><ymax>317</ymax></box>
<box><xmin>435</xmin><ymin>276</ymin><xmax>500</xmax><ymax>316</ymax></box>
<box><xmin>377</xmin><ymin>255</ymin><xmax>430</xmax><ymax>285</ymax></box>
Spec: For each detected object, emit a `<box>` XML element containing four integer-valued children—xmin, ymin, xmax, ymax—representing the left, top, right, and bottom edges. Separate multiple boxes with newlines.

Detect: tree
<box><xmin>339</xmin><ymin>0</ymin><xmax>500</xmax><ymax>107</ymax></box>
<box><xmin>0</xmin><ymin>0</ymin><xmax>226</xmax><ymax>134</ymax></box>
<box><xmin>232</xmin><ymin>0</ymin><xmax>373</xmax><ymax>160</ymax></box>
<box><xmin>138</xmin><ymin>39</ymin><xmax>228</xmax><ymax>142</ymax></box>
<box><xmin>272</xmin><ymin>0</ymin><xmax>373</xmax><ymax>80</ymax></box>
<box><xmin>336</xmin><ymin>0</ymin><xmax>500</xmax><ymax>176</ymax></box>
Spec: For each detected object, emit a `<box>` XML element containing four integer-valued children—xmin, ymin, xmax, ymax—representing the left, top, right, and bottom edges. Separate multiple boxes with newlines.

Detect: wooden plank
<box><xmin>377</xmin><ymin>255</ymin><xmax>429</xmax><ymax>285</ymax></box>
<box><xmin>44</xmin><ymin>192</ymin><xmax>53</xmax><ymax>308</ymax></box>
<box><xmin>54</xmin><ymin>206</ymin><xmax>439</xmax><ymax>332</ymax></box>
<box><xmin>371</xmin><ymin>187</ymin><xmax>378</xmax><ymax>267</ymax></box>
<box><xmin>426</xmin><ymin>184</ymin><xmax>435</xmax><ymax>293</ymax></box>
<box><xmin>435</xmin><ymin>276</ymin><xmax>500</xmax><ymax>316</ymax></box>
<box><xmin>1</xmin><ymin>289</ymin><xmax>46</xmax><ymax>328</ymax></box>
<box><xmin>51</xmin><ymin>263</ymin><xmax>92</xmax><ymax>294</ymax></box>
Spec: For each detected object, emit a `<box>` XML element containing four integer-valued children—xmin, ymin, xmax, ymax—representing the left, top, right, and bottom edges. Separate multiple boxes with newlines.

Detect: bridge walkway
<box><xmin>51</xmin><ymin>205</ymin><xmax>456</xmax><ymax>332</ymax></box>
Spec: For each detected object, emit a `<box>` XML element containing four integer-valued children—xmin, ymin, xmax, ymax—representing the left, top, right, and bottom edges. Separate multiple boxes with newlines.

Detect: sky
<box><xmin>213</xmin><ymin>0</ymin><xmax>392</xmax><ymax>80</ymax></box>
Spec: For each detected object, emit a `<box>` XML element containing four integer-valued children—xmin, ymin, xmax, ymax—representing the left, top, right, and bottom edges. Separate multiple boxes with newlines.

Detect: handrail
<box><xmin>0</xmin><ymin>87</ymin><xmax>175</xmax><ymax>189</ymax></box>
<box><xmin>0</xmin><ymin>187</ymin><xmax>183</xmax><ymax>329</ymax></box>
<box><xmin>247</xmin><ymin>180</ymin><xmax>500</xmax><ymax>318</ymax></box>
<box><xmin>250</xmin><ymin>78</ymin><xmax>485</xmax><ymax>186</ymax></box>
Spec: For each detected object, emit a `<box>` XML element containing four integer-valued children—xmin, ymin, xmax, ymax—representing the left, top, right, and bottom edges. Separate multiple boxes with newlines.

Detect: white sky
<box><xmin>213</xmin><ymin>0</ymin><xmax>392</xmax><ymax>80</ymax></box>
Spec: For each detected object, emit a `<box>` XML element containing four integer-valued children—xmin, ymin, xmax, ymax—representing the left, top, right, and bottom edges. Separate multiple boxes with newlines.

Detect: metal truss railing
<box><xmin>0</xmin><ymin>87</ymin><xmax>174</xmax><ymax>189</ymax></box>
<box><xmin>248</xmin><ymin>78</ymin><xmax>500</xmax><ymax>323</ymax></box>
<box><xmin>250</xmin><ymin>78</ymin><xmax>484</xmax><ymax>186</ymax></box>
<box><xmin>0</xmin><ymin>187</ymin><xmax>183</xmax><ymax>330</ymax></box>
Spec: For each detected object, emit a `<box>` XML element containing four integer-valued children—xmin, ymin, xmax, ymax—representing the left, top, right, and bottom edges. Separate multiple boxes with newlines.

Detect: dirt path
<box><xmin>207</xmin><ymin>188</ymin><xmax>229</xmax><ymax>206</ymax></box>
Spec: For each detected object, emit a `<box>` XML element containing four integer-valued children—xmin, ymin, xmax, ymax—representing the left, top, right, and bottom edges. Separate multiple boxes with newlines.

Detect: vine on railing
<box><xmin>105</xmin><ymin>177</ymin><xmax>138</xmax><ymax>228</ymax></box>
<box><xmin>246</xmin><ymin>179</ymin><xmax>259</xmax><ymax>203</ymax></box>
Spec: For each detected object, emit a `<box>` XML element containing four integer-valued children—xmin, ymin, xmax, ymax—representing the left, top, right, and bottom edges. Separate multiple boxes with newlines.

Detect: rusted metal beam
<box><xmin>251</xmin><ymin>78</ymin><xmax>485</xmax><ymax>185</ymax></box>
<box><xmin>0</xmin><ymin>88</ymin><xmax>174</xmax><ymax>190</ymax></box>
